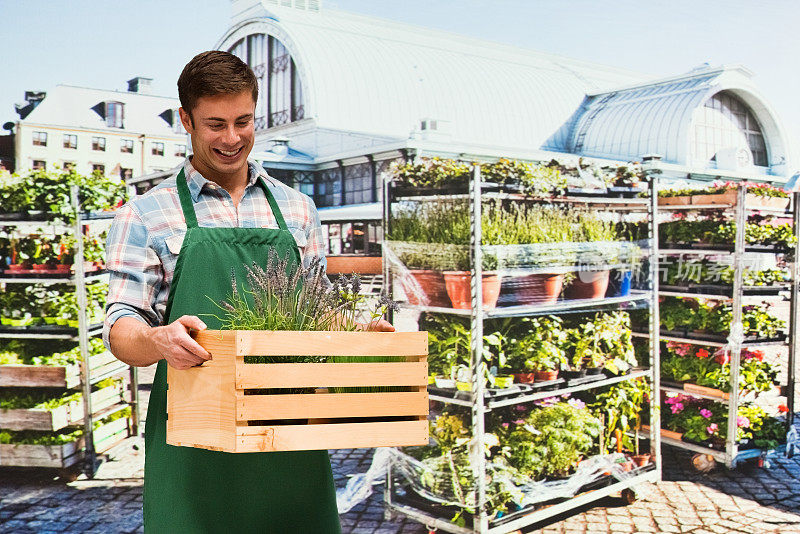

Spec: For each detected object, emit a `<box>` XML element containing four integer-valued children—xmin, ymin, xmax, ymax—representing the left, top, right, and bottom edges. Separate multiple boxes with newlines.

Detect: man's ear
<box><xmin>178</xmin><ymin>107</ymin><xmax>194</xmax><ymax>133</ymax></box>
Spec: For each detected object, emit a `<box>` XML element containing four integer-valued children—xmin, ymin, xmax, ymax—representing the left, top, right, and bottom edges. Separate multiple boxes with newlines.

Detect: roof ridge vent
<box><xmin>263</xmin><ymin>0</ymin><xmax>320</xmax><ymax>11</ymax></box>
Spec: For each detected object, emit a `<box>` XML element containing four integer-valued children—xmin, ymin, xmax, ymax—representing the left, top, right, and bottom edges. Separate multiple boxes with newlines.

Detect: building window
<box><xmin>63</xmin><ymin>134</ymin><xmax>77</xmax><ymax>149</ymax></box>
<box><xmin>228</xmin><ymin>34</ymin><xmax>304</xmax><ymax>131</ymax></box>
<box><xmin>63</xmin><ymin>162</ymin><xmax>75</xmax><ymax>170</ymax></box>
<box><xmin>174</xmin><ymin>144</ymin><xmax>187</xmax><ymax>158</ymax></box>
<box><xmin>92</xmin><ymin>137</ymin><xmax>106</xmax><ymax>151</ymax></box>
<box><xmin>152</xmin><ymin>142</ymin><xmax>164</xmax><ymax>156</ymax></box>
<box><xmin>317</xmin><ymin>167</ymin><xmax>342</xmax><ymax>207</ymax></box>
<box><xmin>121</xmin><ymin>139</ymin><xmax>134</xmax><ymax>153</ymax></box>
<box><xmin>294</xmin><ymin>170</ymin><xmax>315</xmax><ymax>198</ymax></box>
<box><xmin>32</xmin><ymin>131</ymin><xmax>47</xmax><ymax>146</ymax></box>
<box><xmin>692</xmin><ymin>91</ymin><xmax>768</xmax><ymax>168</ymax></box>
<box><xmin>344</xmin><ymin>162</ymin><xmax>373</xmax><ymax>205</ymax></box>
<box><xmin>32</xmin><ymin>160</ymin><xmax>46</xmax><ymax>170</ymax></box>
<box><xmin>105</xmin><ymin>101</ymin><xmax>124</xmax><ymax>128</ymax></box>
<box><xmin>120</xmin><ymin>168</ymin><xmax>133</xmax><ymax>180</ymax></box>
<box><xmin>92</xmin><ymin>164</ymin><xmax>105</xmax><ymax>175</ymax></box>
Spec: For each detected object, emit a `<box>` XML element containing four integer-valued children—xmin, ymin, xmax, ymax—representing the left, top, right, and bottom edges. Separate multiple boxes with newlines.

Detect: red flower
<box><xmin>778</xmin><ymin>405</ymin><xmax>789</xmax><ymax>413</ymax></box>
<box><xmin>696</xmin><ymin>349</ymin><xmax>709</xmax><ymax>359</ymax></box>
<box><xmin>715</xmin><ymin>352</ymin><xmax>730</xmax><ymax>365</ymax></box>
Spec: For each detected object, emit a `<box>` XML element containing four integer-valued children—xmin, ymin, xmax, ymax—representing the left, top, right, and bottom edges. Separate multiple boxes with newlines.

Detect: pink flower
<box><xmin>501</xmin><ymin>422</ymin><xmax>509</xmax><ymax>428</ymax></box>
<box><xmin>737</xmin><ymin>416</ymin><xmax>750</xmax><ymax>428</ymax></box>
<box><xmin>670</xmin><ymin>403</ymin><xmax>684</xmax><ymax>414</ymax></box>
<box><xmin>568</xmin><ymin>398</ymin><xmax>586</xmax><ymax>409</ymax></box>
<box><xmin>514</xmin><ymin>419</ymin><xmax>525</xmax><ymax>425</ymax></box>
<box><xmin>707</xmin><ymin>423</ymin><xmax>718</xmax><ymax>435</ymax></box>
<box><xmin>700</xmin><ymin>409</ymin><xmax>712</xmax><ymax>419</ymax></box>
<box><xmin>515</xmin><ymin>405</ymin><xmax>527</xmax><ymax>412</ymax></box>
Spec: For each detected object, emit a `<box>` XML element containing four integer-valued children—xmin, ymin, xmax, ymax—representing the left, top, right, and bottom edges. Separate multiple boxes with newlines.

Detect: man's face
<box><xmin>179</xmin><ymin>91</ymin><xmax>255</xmax><ymax>183</ymax></box>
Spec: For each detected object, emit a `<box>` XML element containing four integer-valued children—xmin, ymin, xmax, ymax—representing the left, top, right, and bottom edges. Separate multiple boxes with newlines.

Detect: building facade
<box><xmin>13</xmin><ymin>78</ymin><xmax>188</xmax><ymax>179</ymax></box>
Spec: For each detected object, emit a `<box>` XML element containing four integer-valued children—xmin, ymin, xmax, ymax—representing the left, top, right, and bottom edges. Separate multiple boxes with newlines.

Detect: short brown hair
<box><xmin>177</xmin><ymin>50</ymin><xmax>258</xmax><ymax>119</ymax></box>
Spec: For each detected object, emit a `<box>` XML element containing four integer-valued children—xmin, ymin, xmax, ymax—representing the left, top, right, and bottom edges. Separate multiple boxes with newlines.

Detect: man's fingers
<box><xmin>176</xmin><ymin>315</ymin><xmax>207</xmax><ymax>332</ymax></box>
<box><xmin>178</xmin><ymin>334</ymin><xmax>212</xmax><ymax>360</ymax></box>
<box><xmin>167</xmin><ymin>346</ymin><xmax>208</xmax><ymax>369</ymax></box>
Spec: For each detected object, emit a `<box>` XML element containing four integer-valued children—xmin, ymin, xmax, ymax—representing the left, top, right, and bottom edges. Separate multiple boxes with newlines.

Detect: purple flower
<box><xmin>707</xmin><ymin>423</ymin><xmax>718</xmax><ymax>435</ymax></box>
<box><xmin>700</xmin><ymin>409</ymin><xmax>712</xmax><ymax>419</ymax></box>
<box><xmin>670</xmin><ymin>402</ymin><xmax>684</xmax><ymax>414</ymax></box>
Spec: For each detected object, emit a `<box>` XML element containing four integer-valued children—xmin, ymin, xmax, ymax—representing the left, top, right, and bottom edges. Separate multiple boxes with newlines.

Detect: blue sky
<box><xmin>3</xmin><ymin>0</ymin><xmax>799</xmax><ymax>162</ymax></box>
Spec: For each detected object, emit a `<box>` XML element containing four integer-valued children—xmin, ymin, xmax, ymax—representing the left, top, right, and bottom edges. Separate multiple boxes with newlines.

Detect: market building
<box><xmin>199</xmin><ymin>0</ymin><xmax>794</xmax><ymax>257</ymax></box>
<box><xmin>11</xmin><ymin>78</ymin><xmax>188</xmax><ymax>179</ymax></box>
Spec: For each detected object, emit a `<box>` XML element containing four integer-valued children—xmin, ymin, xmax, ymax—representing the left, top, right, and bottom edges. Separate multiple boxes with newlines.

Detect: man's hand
<box><xmin>151</xmin><ymin>315</ymin><xmax>212</xmax><ymax>370</ymax></box>
<box><xmin>363</xmin><ymin>319</ymin><xmax>395</xmax><ymax>332</ymax></box>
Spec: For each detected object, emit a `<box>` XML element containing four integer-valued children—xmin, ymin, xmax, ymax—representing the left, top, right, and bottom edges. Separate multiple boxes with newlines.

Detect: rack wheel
<box><xmin>621</xmin><ymin>488</ymin><xmax>638</xmax><ymax>504</ymax></box>
<box><xmin>57</xmin><ymin>466</ymin><xmax>81</xmax><ymax>482</ymax></box>
<box><xmin>691</xmin><ymin>453</ymin><xmax>716</xmax><ymax>472</ymax></box>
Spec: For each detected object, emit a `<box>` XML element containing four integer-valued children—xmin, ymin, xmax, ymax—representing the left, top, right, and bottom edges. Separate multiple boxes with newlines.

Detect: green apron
<box><xmin>143</xmin><ymin>169</ymin><xmax>341</xmax><ymax>533</ymax></box>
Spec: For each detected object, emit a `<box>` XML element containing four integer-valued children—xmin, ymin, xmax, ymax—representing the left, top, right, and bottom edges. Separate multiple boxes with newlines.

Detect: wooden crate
<box><xmin>0</xmin><ymin>417</ymin><xmax>131</xmax><ymax>468</ymax></box>
<box><xmin>0</xmin><ymin>381</ymin><xmax>129</xmax><ymax>431</ymax></box>
<box><xmin>0</xmin><ymin>351</ymin><xmax>124</xmax><ymax>388</ymax></box>
<box><xmin>167</xmin><ymin>330</ymin><xmax>429</xmax><ymax>453</ymax></box>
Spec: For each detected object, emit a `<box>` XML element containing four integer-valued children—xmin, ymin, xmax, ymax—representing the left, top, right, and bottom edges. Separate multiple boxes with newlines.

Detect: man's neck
<box><xmin>190</xmin><ymin>158</ymin><xmax>250</xmax><ymax>206</ymax></box>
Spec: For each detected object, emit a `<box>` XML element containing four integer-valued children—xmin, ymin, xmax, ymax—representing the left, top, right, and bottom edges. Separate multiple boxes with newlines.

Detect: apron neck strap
<box><xmin>175</xmin><ymin>168</ymin><xmax>290</xmax><ymax>231</ymax></box>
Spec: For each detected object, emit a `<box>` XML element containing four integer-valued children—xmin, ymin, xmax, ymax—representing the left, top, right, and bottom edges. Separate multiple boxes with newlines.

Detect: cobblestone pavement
<box><xmin>2</xmin><ymin>365</ymin><xmax>799</xmax><ymax>533</ymax></box>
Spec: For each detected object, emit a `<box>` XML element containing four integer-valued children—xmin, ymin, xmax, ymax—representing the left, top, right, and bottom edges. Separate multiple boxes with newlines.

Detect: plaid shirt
<box><xmin>103</xmin><ymin>159</ymin><xmax>327</xmax><ymax>348</ymax></box>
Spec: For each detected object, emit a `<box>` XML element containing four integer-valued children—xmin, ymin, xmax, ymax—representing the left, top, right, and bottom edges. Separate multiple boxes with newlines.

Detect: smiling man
<box><xmin>104</xmin><ymin>51</ymin><xmax>345</xmax><ymax>533</ymax></box>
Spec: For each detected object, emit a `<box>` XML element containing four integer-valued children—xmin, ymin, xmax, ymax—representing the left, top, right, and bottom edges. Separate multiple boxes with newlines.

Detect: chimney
<box><xmin>14</xmin><ymin>91</ymin><xmax>46</xmax><ymax>119</ymax></box>
<box><xmin>127</xmin><ymin>77</ymin><xmax>153</xmax><ymax>94</ymax></box>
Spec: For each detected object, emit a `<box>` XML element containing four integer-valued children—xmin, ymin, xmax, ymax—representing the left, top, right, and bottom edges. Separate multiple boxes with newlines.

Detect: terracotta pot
<box><xmin>55</xmin><ymin>264</ymin><xmax>71</xmax><ymax>273</ymax></box>
<box><xmin>565</xmin><ymin>270</ymin><xmax>610</xmax><ymax>299</ymax></box>
<box><xmin>32</xmin><ymin>264</ymin><xmax>49</xmax><ymax>271</ymax></box>
<box><xmin>6</xmin><ymin>264</ymin><xmax>24</xmax><ymax>271</ymax></box>
<box><xmin>631</xmin><ymin>454</ymin><xmax>651</xmax><ymax>467</ymax></box>
<box><xmin>508</xmin><ymin>272</ymin><xmax>564</xmax><ymax>305</ymax></box>
<box><xmin>443</xmin><ymin>271</ymin><xmax>501</xmax><ymax>309</ymax></box>
<box><xmin>406</xmin><ymin>269</ymin><xmax>451</xmax><ymax>307</ymax></box>
<box><xmin>513</xmin><ymin>372</ymin><xmax>536</xmax><ymax>384</ymax></box>
<box><xmin>619</xmin><ymin>460</ymin><xmax>634</xmax><ymax>472</ymax></box>
<box><xmin>534</xmin><ymin>370</ymin><xmax>559</xmax><ymax>381</ymax></box>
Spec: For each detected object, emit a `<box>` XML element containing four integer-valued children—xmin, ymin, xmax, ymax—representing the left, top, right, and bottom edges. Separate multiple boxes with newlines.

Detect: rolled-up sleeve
<box><xmin>103</xmin><ymin>203</ymin><xmax>164</xmax><ymax>349</ymax></box>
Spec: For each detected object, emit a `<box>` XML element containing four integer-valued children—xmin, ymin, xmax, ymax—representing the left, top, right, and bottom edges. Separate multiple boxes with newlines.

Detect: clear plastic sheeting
<box><xmin>384</xmin><ymin>240</ymin><xmax>647</xmax><ymax>309</ymax></box>
<box><xmin>387</xmin><ymin>447</ymin><xmax>643</xmax><ymax>515</ymax></box>
<box><xmin>336</xmin><ymin>447</ymin><xmax>393</xmax><ymax>514</ymax></box>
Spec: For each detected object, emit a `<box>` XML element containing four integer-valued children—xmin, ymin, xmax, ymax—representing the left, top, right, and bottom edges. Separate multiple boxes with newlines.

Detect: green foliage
<box><xmin>568</xmin><ymin>312</ymin><xmax>636</xmax><ymax>372</ymax></box>
<box><xmin>661</xmin><ymin>343</ymin><xmax>777</xmax><ymax>393</ymax></box>
<box><xmin>0</xmin><ymin>167</ymin><xmax>127</xmax><ymax>221</ymax></box>
<box><xmin>590</xmin><ymin>379</ymin><xmax>650</xmax><ymax>453</ymax></box>
<box><xmin>660</xmin><ymin>215</ymin><xmax>796</xmax><ymax>250</ymax></box>
<box><xmin>501</xmin><ymin>403</ymin><xmax>601</xmax><ymax>479</ymax></box>
<box><xmin>659</xmin><ymin>297</ymin><xmax>785</xmax><ymax>339</ymax></box>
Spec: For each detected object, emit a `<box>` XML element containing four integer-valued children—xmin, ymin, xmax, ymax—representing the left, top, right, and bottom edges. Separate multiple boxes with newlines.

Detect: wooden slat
<box><xmin>235</xmin><ymin>330</ymin><xmax>428</xmax><ymax>357</ymax></box>
<box><xmin>235</xmin><ymin>420</ymin><xmax>429</xmax><ymax>452</ymax></box>
<box><xmin>0</xmin><ymin>382</ymin><xmax>126</xmax><ymax>431</ymax></box>
<box><xmin>236</xmin><ymin>361</ymin><xmax>427</xmax><ymax>389</ymax></box>
<box><xmin>237</xmin><ymin>391</ymin><xmax>428</xmax><ymax>420</ymax></box>
<box><xmin>193</xmin><ymin>330</ymin><xmax>237</xmax><ymax>356</ymax></box>
<box><xmin>0</xmin><ymin>441</ymin><xmax>81</xmax><ymax>467</ymax></box>
<box><xmin>0</xmin><ymin>365</ymin><xmax>70</xmax><ymax>388</ymax></box>
<box><xmin>167</xmin><ymin>343</ymin><xmax>237</xmax><ymax>451</ymax></box>
<box><xmin>683</xmin><ymin>383</ymin><xmax>730</xmax><ymax>400</ymax></box>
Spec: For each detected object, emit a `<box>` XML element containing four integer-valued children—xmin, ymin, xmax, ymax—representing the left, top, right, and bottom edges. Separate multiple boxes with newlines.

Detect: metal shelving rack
<box><xmin>382</xmin><ymin>166</ymin><xmax>662</xmax><ymax>534</ymax></box>
<box><xmin>652</xmin><ymin>174</ymin><xmax>798</xmax><ymax>469</ymax></box>
<box><xmin>0</xmin><ymin>186</ymin><xmax>140</xmax><ymax>476</ymax></box>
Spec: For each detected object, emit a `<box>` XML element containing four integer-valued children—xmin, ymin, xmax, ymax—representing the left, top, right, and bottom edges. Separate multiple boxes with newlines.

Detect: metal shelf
<box><xmin>657</xmin><ymin>203</ymin><xmax>792</xmax><ymax>215</ymax></box>
<box><xmin>0</xmin><ymin>271</ymin><xmax>109</xmax><ymax>285</ymax></box>
<box><xmin>632</xmin><ymin>330</ymin><xmax>788</xmax><ymax>348</ymax></box>
<box><xmin>430</xmin><ymin>370</ymin><xmax>650</xmax><ymax>411</ymax></box>
<box><xmin>0</xmin><ymin>323</ymin><xmax>104</xmax><ymax>340</ymax></box>
<box><xmin>659</xmin><ymin>246</ymin><xmax>788</xmax><ymax>256</ymax></box>
<box><xmin>406</xmin><ymin>291</ymin><xmax>651</xmax><ymax>318</ymax></box>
